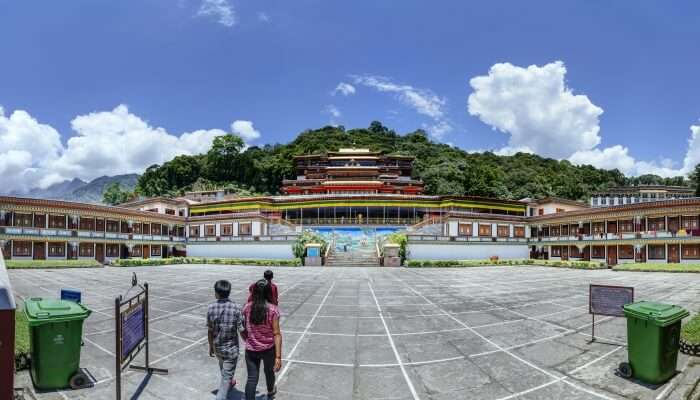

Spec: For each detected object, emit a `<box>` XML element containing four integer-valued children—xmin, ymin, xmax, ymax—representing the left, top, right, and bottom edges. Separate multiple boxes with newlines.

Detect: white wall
<box><xmin>407</xmin><ymin>243</ymin><xmax>529</xmax><ymax>260</ymax></box>
<box><xmin>187</xmin><ymin>243</ymin><xmax>295</xmax><ymax>259</ymax></box>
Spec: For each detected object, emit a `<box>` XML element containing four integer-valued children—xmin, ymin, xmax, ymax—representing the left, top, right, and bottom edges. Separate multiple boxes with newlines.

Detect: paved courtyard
<box><xmin>10</xmin><ymin>264</ymin><xmax>700</xmax><ymax>400</ymax></box>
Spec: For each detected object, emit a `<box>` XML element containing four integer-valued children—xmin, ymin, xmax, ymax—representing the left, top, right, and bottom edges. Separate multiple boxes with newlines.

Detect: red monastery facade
<box><xmin>281</xmin><ymin>148</ymin><xmax>424</xmax><ymax>195</ymax></box>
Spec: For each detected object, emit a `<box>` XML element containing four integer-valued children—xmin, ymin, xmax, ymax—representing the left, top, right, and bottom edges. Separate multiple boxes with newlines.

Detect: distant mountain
<box><xmin>12</xmin><ymin>174</ymin><xmax>139</xmax><ymax>204</ymax></box>
<box><xmin>22</xmin><ymin>178</ymin><xmax>87</xmax><ymax>200</ymax></box>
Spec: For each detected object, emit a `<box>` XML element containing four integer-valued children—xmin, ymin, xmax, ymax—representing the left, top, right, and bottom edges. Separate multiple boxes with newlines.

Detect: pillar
<box><xmin>645</xmin><ymin>245</ymin><xmax>649</xmax><ymax>263</ymax></box>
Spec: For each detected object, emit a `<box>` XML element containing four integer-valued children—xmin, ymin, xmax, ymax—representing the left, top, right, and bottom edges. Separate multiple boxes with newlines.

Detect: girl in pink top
<box><xmin>242</xmin><ymin>280</ymin><xmax>282</xmax><ymax>399</ymax></box>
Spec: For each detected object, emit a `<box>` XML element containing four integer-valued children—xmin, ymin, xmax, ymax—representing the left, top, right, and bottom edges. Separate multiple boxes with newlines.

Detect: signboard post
<box><xmin>115</xmin><ymin>274</ymin><xmax>168</xmax><ymax>400</ymax></box>
<box><xmin>589</xmin><ymin>284</ymin><xmax>634</xmax><ymax>342</ymax></box>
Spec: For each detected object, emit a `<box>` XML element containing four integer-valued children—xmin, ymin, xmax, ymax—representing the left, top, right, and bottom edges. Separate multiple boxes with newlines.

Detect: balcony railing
<box><xmin>1</xmin><ymin>226</ymin><xmax>184</xmax><ymax>241</ymax></box>
<box><xmin>186</xmin><ymin>235</ymin><xmax>298</xmax><ymax>242</ymax></box>
<box><xmin>407</xmin><ymin>235</ymin><xmax>528</xmax><ymax>243</ymax></box>
<box><xmin>532</xmin><ymin>230</ymin><xmax>700</xmax><ymax>242</ymax></box>
<box><xmin>287</xmin><ymin>217</ymin><xmax>424</xmax><ymax>226</ymax></box>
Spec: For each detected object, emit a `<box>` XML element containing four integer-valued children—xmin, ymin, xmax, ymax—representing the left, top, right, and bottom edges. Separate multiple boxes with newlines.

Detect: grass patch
<box><xmin>681</xmin><ymin>313</ymin><xmax>700</xmax><ymax>344</ymax></box>
<box><xmin>612</xmin><ymin>263</ymin><xmax>700</xmax><ymax>273</ymax></box>
<box><xmin>6</xmin><ymin>259</ymin><xmax>102</xmax><ymax>269</ymax></box>
<box><xmin>406</xmin><ymin>259</ymin><xmax>606</xmax><ymax>269</ymax></box>
<box><xmin>15</xmin><ymin>306</ymin><xmax>30</xmax><ymax>356</ymax></box>
<box><xmin>112</xmin><ymin>257</ymin><xmax>302</xmax><ymax>267</ymax></box>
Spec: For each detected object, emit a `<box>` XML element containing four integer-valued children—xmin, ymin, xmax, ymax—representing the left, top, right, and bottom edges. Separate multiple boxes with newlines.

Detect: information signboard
<box><xmin>114</xmin><ymin>277</ymin><xmax>167</xmax><ymax>400</ymax></box>
<box><xmin>120</xmin><ymin>303</ymin><xmax>145</xmax><ymax>361</ymax></box>
<box><xmin>589</xmin><ymin>284</ymin><xmax>634</xmax><ymax>317</ymax></box>
<box><xmin>588</xmin><ymin>284</ymin><xmax>634</xmax><ymax>342</ymax></box>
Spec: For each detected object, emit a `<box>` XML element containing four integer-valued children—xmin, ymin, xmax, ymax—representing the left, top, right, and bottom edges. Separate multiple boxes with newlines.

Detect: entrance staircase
<box><xmin>325</xmin><ymin>245</ymin><xmax>380</xmax><ymax>267</ymax></box>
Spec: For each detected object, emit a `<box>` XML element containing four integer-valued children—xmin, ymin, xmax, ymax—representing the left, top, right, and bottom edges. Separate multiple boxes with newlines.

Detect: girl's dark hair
<box><xmin>250</xmin><ymin>279</ymin><xmax>271</xmax><ymax>325</ymax></box>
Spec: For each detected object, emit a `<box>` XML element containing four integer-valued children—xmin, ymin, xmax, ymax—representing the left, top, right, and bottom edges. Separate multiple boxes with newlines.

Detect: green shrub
<box><xmin>613</xmin><ymin>263</ymin><xmax>700</xmax><ymax>273</ymax></box>
<box><xmin>292</xmin><ymin>230</ymin><xmax>328</xmax><ymax>259</ymax></box>
<box><xmin>681</xmin><ymin>313</ymin><xmax>700</xmax><ymax>344</ymax></box>
<box><xmin>15</xmin><ymin>306</ymin><xmax>29</xmax><ymax>356</ymax></box>
<box><xmin>6</xmin><ymin>259</ymin><xmax>102</xmax><ymax>269</ymax></box>
<box><xmin>381</xmin><ymin>232</ymin><xmax>408</xmax><ymax>263</ymax></box>
<box><xmin>407</xmin><ymin>259</ymin><xmax>607</xmax><ymax>269</ymax></box>
<box><xmin>112</xmin><ymin>257</ymin><xmax>301</xmax><ymax>267</ymax></box>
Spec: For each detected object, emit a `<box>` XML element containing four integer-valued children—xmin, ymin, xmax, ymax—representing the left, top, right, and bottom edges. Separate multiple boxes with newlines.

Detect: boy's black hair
<box><xmin>214</xmin><ymin>280</ymin><xmax>231</xmax><ymax>298</ymax></box>
<box><xmin>264</xmin><ymin>270</ymin><xmax>273</xmax><ymax>281</ymax></box>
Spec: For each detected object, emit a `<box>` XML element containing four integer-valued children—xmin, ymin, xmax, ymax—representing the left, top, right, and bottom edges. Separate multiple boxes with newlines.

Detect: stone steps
<box><xmin>325</xmin><ymin>248</ymin><xmax>380</xmax><ymax>267</ymax></box>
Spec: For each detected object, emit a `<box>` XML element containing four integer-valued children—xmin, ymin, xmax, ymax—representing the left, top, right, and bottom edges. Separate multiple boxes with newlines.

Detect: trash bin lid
<box><xmin>623</xmin><ymin>301</ymin><xmax>689</xmax><ymax>327</ymax></box>
<box><xmin>24</xmin><ymin>297</ymin><xmax>91</xmax><ymax>326</ymax></box>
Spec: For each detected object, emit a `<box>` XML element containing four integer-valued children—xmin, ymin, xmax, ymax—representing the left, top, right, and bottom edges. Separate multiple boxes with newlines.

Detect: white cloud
<box><xmin>323</xmin><ymin>105</ymin><xmax>342</xmax><ymax>126</ymax></box>
<box><xmin>422</xmin><ymin>121</ymin><xmax>453</xmax><ymax>140</ymax></box>
<box><xmin>257</xmin><ymin>12</ymin><xmax>270</xmax><ymax>22</ymax></box>
<box><xmin>353</xmin><ymin>75</ymin><xmax>452</xmax><ymax>139</ymax></box>
<box><xmin>567</xmin><ymin>123</ymin><xmax>700</xmax><ymax>177</ymax></box>
<box><xmin>197</xmin><ymin>0</ymin><xmax>236</xmax><ymax>27</ymax></box>
<box><xmin>0</xmin><ymin>107</ymin><xmax>64</xmax><ymax>192</ymax></box>
<box><xmin>325</xmin><ymin>105</ymin><xmax>341</xmax><ymax>119</ymax></box>
<box><xmin>332</xmin><ymin>82</ymin><xmax>356</xmax><ymax>96</ymax></box>
<box><xmin>354</xmin><ymin>75</ymin><xmax>445</xmax><ymax>119</ymax></box>
<box><xmin>468</xmin><ymin>61</ymin><xmax>603</xmax><ymax>159</ymax></box>
<box><xmin>0</xmin><ymin>104</ymin><xmax>253</xmax><ymax>194</ymax></box>
<box><xmin>681</xmin><ymin>124</ymin><xmax>700</xmax><ymax>173</ymax></box>
<box><xmin>48</xmin><ymin>105</ymin><xmax>224</xmax><ymax>184</ymax></box>
<box><xmin>569</xmin><ymin>145</ymin><xmax>684</xmax><ymax>177</ymax></box>
<box><xmin>466</xmin><ymin>61</ymin><xmax>698</xmax><ymax>177</ymax></box>
<box><xmin>494</xmin><ymin>146</ymin><xmax>534</xmax><ymax>156</ymax></box>
<box><xmin>231</xmin><ymin>120</ymin><xmax>261</xmax><ymax>142</ymax></box>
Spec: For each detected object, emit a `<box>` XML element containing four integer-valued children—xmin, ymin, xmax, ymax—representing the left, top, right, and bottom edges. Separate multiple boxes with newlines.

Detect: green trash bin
<box><xmin>620</xmin><ymin>301</ymin><xmax>689</xmax><ymax>384</ymax></box>
<box><xmin>24</xmin><ymin>297</ymin><xmax>91</xmax><ymax>390</ymax></box>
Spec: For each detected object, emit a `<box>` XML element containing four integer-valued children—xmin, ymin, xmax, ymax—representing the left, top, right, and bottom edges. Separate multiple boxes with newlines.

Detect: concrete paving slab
<box><xmin>473</xmin><ymin>318</ymin><xmax>569</xmax><ymax>348</ymax></box>
<box><xmin>407</xmin><ymin>358</ymin><xmax>512</xmax><ymax>399</ymax></box>
<box><xmin>10</xmin><ymin>264</ymin><xmax>700</xmax><ymax>400</ymax></box>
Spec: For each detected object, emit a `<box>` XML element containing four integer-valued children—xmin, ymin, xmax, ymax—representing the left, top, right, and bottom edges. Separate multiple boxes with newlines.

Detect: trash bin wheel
<box><xmin>69</xmin><ymin>371</ymin><xmax>90</xmax><ymax>389</ymax></box>
<box><xmin>618</xmin><ymin>362</ymin><xmax>633</xmax><ymax>379</ymax></box>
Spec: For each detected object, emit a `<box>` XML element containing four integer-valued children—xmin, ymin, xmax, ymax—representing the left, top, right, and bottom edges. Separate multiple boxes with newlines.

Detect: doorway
<box><xmin>668</xmin><ymin>244</ymin><xmax>680</xmax><ymax>263</ymax></box>
<box><xmin>607</xmin><ymin>245</ymin><xmax>617</xmax><ymax>266</ymax></box>
<box><xmin>95</xmin><ymin>243</ymin><xmax>105</xmax><ymax>263</ymax></box>
<box><xmin>33</xmin><ymin>242</ymin><xmax>45</xmax><ymax>260</ymax></box>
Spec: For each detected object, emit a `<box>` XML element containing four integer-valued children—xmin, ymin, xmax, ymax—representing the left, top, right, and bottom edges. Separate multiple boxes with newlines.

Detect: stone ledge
<box><xmin>680</xmin><ymin>338</ymin><xmax>700</xmax><ymax>356</ymax></box>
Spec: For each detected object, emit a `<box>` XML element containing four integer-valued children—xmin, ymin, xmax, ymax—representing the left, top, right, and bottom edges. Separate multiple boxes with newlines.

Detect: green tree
<box><xmin>204</xmin><ymin>134</ymin><xmax>245</xmax><ymax>182</ymax></box>
<box><xmin>692</xmin><ymin>164</ymin><xmax>700</xmax><ymax>197</ymax></box>
<box><xmin>136</xmin><ymin>164</ymin><xmax>170</xmax><ymax>196</ymax></box>
<box><xmin>128</xmin><ymin>121</ymin><xmax>689</xmax><ymax>202</ymax></box>
<box><xmin>103</xmin><ymin>182</ymin><xmax>133</xmax><ymax>205</ymax></box>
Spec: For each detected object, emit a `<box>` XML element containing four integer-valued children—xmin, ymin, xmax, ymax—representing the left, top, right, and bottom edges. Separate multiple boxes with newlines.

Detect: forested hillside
<box><xmin>134</xmin><ymin>122</ymin><xmax>688</xmax><ymax>202</ymax></box>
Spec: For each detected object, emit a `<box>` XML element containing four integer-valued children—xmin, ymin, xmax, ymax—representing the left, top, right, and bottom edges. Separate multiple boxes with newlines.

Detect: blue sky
<box><xmin>1</xmin><ymin>1</ymin><xmax>699</xmax><ymax>193</ymax></box>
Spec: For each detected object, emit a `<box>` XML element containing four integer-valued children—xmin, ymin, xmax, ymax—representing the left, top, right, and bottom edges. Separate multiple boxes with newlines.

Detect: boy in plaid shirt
<box><xmin>207</xmin><ymin>280</ymin><xmax>244</xmax><ymax>400</ymax></box>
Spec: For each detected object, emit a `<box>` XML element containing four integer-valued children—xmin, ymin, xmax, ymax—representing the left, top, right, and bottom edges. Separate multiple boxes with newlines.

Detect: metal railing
<box><xmin>408</xmin><ymin>235</ymin><xmax>528</xmax><ymax>243</ymax></box>
<box><xmin>287</xmin><ymin>217</ymin><xmax>423</xmax><ymax>226</ymax></box>
<box><xmin>0</xmin><ymin>226</ymin><xmax>184</xmax><ymax>242</ymax></box>
<box><xmin>533</xmin><ymin>230</ymin><xmax>699</xmax><ymax>242</ymax></box>
<box><xmin>186</xmin><ymin>235</ymin><xmax>298</xmax><ymax>243</ymax></box>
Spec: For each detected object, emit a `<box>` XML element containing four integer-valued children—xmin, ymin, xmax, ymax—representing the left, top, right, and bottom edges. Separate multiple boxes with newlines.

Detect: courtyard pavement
<box><xmin>9</xmin><ymin>264</ymin><xmax>700</xmax><ymax>400</ymax></box>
